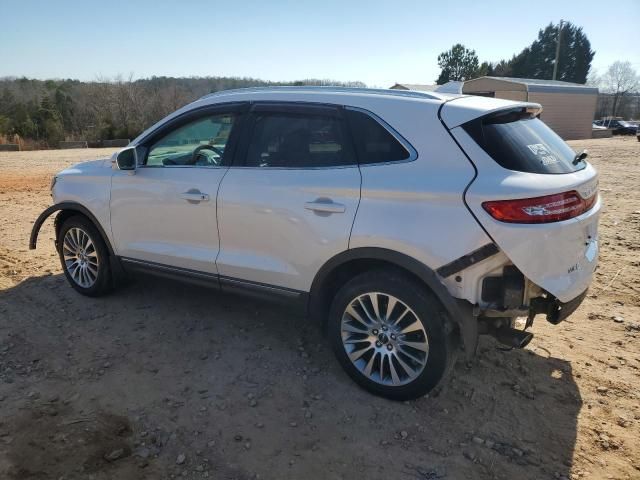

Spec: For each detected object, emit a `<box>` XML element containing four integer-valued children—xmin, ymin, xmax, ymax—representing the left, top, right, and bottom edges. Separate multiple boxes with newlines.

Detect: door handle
<box><xmin>180</xmin><ymin>191</ymin><xmax>210</xmax><ymax>203</ymax></box>
<box><xmin>304</xmin><ymin>200</ymin><xmax>346</xmax><ymax>214</ymax></box>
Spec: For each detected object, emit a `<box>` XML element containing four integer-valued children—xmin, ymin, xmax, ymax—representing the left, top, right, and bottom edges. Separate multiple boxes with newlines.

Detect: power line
<box><xmin>552</xmin><ymin>19</ymin><xmax>563</xmax><ymax>80</ymax></box>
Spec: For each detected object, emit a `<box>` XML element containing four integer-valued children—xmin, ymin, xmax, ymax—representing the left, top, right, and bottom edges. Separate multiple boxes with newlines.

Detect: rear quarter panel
<box><xmin>349</xmin><ymin>101</ymin><xmax>494</xmax><ymax>298</ymax></box>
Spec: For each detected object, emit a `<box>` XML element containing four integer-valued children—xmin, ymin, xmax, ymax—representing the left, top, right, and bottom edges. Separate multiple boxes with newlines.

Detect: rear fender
<box><xmin>310</xmin><ymin>248</ymin><xmax>479</xmax><ymax>358</ymax></box>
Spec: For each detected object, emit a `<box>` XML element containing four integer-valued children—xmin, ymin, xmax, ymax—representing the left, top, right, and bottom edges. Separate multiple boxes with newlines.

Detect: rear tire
<box><xmin>58</xmin><ymin>215</ymin><xmax>112</xmax><ymax>297</ymax></box>
<box><xmin>328</xmin><ymin>269</ymin><xmax>455</xmax><ymax>400</ymax></box>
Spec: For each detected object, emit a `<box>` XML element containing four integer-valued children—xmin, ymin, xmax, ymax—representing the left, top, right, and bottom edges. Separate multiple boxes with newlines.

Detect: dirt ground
<box><xmin>0</xmin><ymin>138</ymin><xmax>638</xmax><ymax>480</ymax></box>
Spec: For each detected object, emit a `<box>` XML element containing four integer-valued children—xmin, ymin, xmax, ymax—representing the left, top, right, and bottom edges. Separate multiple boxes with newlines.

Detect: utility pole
<box><xmin>552</xmin><ymin>19</ymin><xmax>564</xmax><ymax>80</ymax></box>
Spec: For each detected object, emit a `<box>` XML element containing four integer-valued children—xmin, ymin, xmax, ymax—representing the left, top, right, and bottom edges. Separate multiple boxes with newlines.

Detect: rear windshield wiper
<box><xmin>573</xmin><ymin>150</ymin><xmax>588</xmax><ymax>165</ymax></box>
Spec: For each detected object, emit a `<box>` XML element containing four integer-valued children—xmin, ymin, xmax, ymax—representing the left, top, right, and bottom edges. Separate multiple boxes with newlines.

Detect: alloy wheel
<box><xmin>340</xmin><ymin>292</ymin><xmax>429</xmax><ymax>386</ymax></box>
<box><xmin>62</xmin><ymin>227</ymin><xmax>99</xmax><ymax>288</ymax></box>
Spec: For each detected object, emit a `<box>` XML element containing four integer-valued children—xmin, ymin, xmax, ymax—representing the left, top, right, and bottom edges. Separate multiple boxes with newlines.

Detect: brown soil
<box><xmin>0</xmin><ymin>138</ymin><xmax>639</xmax><ymax>479</ymax></box>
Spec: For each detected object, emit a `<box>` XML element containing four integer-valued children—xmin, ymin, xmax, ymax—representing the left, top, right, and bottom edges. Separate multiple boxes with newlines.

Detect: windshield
<box><xmin>464</xmin><ymin>109</ymin><xmax>586</xmax><ymax>174</ymax></box>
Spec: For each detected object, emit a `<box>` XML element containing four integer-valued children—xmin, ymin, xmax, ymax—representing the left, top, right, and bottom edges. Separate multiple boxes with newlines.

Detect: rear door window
<box><xmin>346</xmin><ymin>109</ymin><xmax>411</xmax><ymax>164</ymax></box>
<box><xmin>463</xmin><ymin>109</ymin><xmax>586</xmax><ymax>174</ymax></box>
<box><xmin>244</xmin><ymin>106</ymin><xmax>355</xmax><ymax>168</ymax></box>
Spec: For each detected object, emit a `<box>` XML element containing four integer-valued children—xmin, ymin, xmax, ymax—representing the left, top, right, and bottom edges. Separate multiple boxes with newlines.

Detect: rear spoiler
<box><xmin>439</xmin><ymin>96</ymin><xmax>542</xmax><ymax>129</ymax></box>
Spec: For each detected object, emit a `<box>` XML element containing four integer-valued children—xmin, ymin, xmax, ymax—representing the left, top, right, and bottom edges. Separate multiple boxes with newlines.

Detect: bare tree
<box><xmin>598</xmin><ymin>61</ymin><xmax>640</xmax><ymax>117</ymax></box>
<box><xmin>586</xmin><ymin>68</ymin><xmax>600</xmax><ymax>87</ymax></box>
<box><xmin>0</xmin><ymin>75</ymin><xmax>369</xmax><ymax>144</ymax></box>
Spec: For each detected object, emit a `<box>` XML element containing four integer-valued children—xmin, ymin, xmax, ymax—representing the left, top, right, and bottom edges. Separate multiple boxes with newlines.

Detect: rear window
<box><xmin>463</xmin><ymin>109</ymin><xmax>586</xmax><ymax>174</ymax></box>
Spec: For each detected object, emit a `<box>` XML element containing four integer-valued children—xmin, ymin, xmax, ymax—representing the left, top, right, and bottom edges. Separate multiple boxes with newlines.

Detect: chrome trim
<box><xmin>304</xmin><ymin>201</ymin><xmax>346</xmax><ymax>213</ymax></box>
<box><xmin>138</xmin><ymin>165</ymin><xmax>227</xmax><ymax>170</ymax></box>
<box><xmin>131</xmin><ymin>101</ymin><xmax>247</xmax><ymax>148</ymax></box>
<box><xmin>199</xmin><ymin>86</ymin><xmax>442</xmax><ymax>101</ymax></box>
<box><xmin>222</xmin><ymin>104</ymin><xmax>418</xmax><ymax>170</ymax></box>
<box><xmin>225</xmin><ymin>164</ymin><xmax>361</xmax><ymax>171</ymax></box>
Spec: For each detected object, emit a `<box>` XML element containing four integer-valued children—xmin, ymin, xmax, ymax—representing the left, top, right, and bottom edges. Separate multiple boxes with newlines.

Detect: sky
<box><xmin>0</xmin><ymin>0</ymin><xmax>638</xmax><ymax>87</ymax></box>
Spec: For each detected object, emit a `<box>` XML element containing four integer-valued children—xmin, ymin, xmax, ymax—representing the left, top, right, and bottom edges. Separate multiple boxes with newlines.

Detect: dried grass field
<box><xmin>0</xmin><ymin>137</ymin><xmax>639</xmax><ymax>480</ymax></box>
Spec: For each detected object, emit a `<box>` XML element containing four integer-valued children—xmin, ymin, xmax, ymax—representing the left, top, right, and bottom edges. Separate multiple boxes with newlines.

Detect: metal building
<box><xmin>462</xmin><ymin>76</ymin><xmax>599</xmax><ymax>140</ymax></box>
<box><xmin>389</xmin><ymin>83</ymin><xmax>438</xmax><ymax>92</ymax></box>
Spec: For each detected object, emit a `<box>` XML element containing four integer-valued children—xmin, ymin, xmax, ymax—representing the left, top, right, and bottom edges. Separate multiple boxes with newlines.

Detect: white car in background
<box><xmin>30</xmin><ymin>87</ymin><xmax>600</xmax><ymax>400</ymax></box>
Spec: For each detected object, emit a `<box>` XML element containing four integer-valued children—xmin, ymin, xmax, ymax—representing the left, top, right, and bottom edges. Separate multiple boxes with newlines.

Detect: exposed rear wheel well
<box><xmin>310</xmin><ymin>258</ymin><xmax>439</xmax><ymax>328</ymax></box>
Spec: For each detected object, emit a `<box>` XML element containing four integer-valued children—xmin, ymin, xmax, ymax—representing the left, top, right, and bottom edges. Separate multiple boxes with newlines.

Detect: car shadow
<box><xmin>0</xmin><ymin>273</ymin><xmax>580</xmax><ymax>480</ymax></box>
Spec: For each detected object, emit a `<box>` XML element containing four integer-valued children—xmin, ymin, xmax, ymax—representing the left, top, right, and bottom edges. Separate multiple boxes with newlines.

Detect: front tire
<box><xmin>58</xmin><ymin>215</ymin><xmax>112</xmax><ymax>297</ymax></box>
<box><xmin>328</xmin><ymin>270</ymin><xmax>455</xmax><ymax>400</ymax></box>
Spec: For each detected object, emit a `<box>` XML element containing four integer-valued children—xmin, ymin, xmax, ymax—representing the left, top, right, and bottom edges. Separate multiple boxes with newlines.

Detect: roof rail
<box><xmin>197</xmin><ymin>86</ymin><xmax>442</xmax><ymax>101</ymax></box>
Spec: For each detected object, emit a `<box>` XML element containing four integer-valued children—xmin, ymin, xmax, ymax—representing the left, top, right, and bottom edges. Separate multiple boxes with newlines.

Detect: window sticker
<box><xmin>526</xmin><ymin>143</ymin><xmax>559</xmax><ymax>166</ymax></box>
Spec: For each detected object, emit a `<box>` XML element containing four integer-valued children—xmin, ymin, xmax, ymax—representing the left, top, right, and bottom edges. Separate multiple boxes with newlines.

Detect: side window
<box><xmin>346</xmin><ymin>110</ymin><xmax>410</xmax><ymax>164</ymax></box>
<box><xmin>146</xmin><ymin>113</ymin><xmax>236</xmax><ymax>167</ymax></box>
<box><xmin>245</xmin><ymin>112</ymin><xmax>355</xmax><ymax>168</ymax></box>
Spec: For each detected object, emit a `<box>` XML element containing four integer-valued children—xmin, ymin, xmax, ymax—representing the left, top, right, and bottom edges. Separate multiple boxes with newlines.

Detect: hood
<box><xmin>59</xmin><ymin>158</ymin><xmax>110</xmax><ymax>176</ymax></box>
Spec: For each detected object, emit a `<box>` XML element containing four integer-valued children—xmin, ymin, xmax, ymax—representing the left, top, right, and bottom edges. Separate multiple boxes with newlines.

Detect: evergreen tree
<box><xmin>54</xmin><ymin>86</ymin><xmax>74</xmax><ymax>132</ymax></box>
<box><xmin>492</xmin><ymin>59</ymin><xmax>513</xmax><ymax>77</ymax></box>
<box><xmin>436</xmin><ymin>44</ymin><xmax>480</xmax><ymax>84</ymax></box>
<box><xmin>0</xmin><ymin>88</ymin><xmax>15</xmax><ymax>116</ymax></box>
<box><xmin>505</xmin><ymin>22</ymin><xmax>594</xmax><ymax>83</ymax></box>
<box><xmin>476</xmin><ymin>61</ymin><xmax>492</xmax><ymax>77</ymax></box>
<box><xmin>37</xmin><ymin>96</ymin><xmax>64</xmax><ymax>145</ymax></box>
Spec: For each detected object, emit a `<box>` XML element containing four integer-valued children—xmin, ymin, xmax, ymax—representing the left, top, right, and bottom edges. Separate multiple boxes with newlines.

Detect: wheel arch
<box><xmin>29</xmin><ymin>202</ymin><xmax>115</xmax><ymax>256</ymax></box>
<box><xmin>309</xmin><ymin>247</ymin><xmax>477</xmax><ymax>356</ymax></box>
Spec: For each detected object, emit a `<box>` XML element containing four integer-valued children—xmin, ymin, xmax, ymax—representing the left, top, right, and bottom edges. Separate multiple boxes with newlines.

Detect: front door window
<box><xmin>146</xmin><ymin>114</ymin><xmax>236</xmax><ymax>167</ymax></box>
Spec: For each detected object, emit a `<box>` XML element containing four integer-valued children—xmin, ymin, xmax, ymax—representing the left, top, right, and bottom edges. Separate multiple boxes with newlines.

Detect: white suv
<box><xmin>30</xmin><ymin>87</ymin><xmax>600</xmax><ymax>400</ymax></box>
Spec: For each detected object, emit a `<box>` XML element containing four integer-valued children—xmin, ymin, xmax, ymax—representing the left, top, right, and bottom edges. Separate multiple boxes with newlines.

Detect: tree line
<box><xmin>0</xmin><ymin>76</ymin><xmax>364</xmax><ymax>148</ymax></box>
<box><xmin>436</xmin><ymin>22</ymin><xmax>595</xmax><ymax>85</ymax></box>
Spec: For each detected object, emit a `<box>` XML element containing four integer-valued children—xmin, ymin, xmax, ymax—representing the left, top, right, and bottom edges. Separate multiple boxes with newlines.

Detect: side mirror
<box><xmin>116</xmin><ymin>147</ymin><xmax>137</xmax><ymax>171</ymax></box>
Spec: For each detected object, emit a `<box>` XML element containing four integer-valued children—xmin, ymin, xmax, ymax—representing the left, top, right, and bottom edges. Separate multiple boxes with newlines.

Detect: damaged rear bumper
<box><xmin>529</xmin><ymin>289</ymin><xmax>589</xmax><ymax>325</ymax></box>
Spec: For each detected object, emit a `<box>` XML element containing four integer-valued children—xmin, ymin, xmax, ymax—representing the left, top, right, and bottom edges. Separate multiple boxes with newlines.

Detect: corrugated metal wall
<box><xmin>528</xmin><ymin>92</ymin><xmax>597</xmax><ymax>140</ymax></box>
<box><xmin>495</xmin><ymin>91</ymin><xmax>528</xmax><ymax>102</ymax></box>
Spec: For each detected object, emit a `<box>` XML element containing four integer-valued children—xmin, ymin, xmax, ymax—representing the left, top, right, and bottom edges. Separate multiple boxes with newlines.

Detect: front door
<box><xmin>216</xmin><ymin>103</ymin><xmax>361</xmax><ymax>291</ymax></box>
<box><xmin>110</xmin><ymin>106</ymin><xmax>243</xmax><ymax>274</ymax></box>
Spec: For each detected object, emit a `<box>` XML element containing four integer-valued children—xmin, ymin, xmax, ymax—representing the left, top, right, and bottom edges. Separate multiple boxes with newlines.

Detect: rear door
<box><xmin>442</xmin><ymin>99</ymin><xmax>600</xmax><ymax>303</ymax></box>
<box><xmin>215</xmin><ymin>102</ymin><xmax>361</xmax><ymax>292</ymax></box>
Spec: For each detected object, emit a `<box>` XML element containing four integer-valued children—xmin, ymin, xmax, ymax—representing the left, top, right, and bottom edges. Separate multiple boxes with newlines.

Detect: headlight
<box><xmin>50</xmin><ymin>176</ymin><xmax>58</xmax><ymax>195</ymax></box>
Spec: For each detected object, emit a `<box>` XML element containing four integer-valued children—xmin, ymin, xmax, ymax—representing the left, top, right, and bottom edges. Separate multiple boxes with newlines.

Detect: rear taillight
<box><xmin>482</xmin><ymin>191</ymin><xmax>597</xmax><ymax>224</ymax></box>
